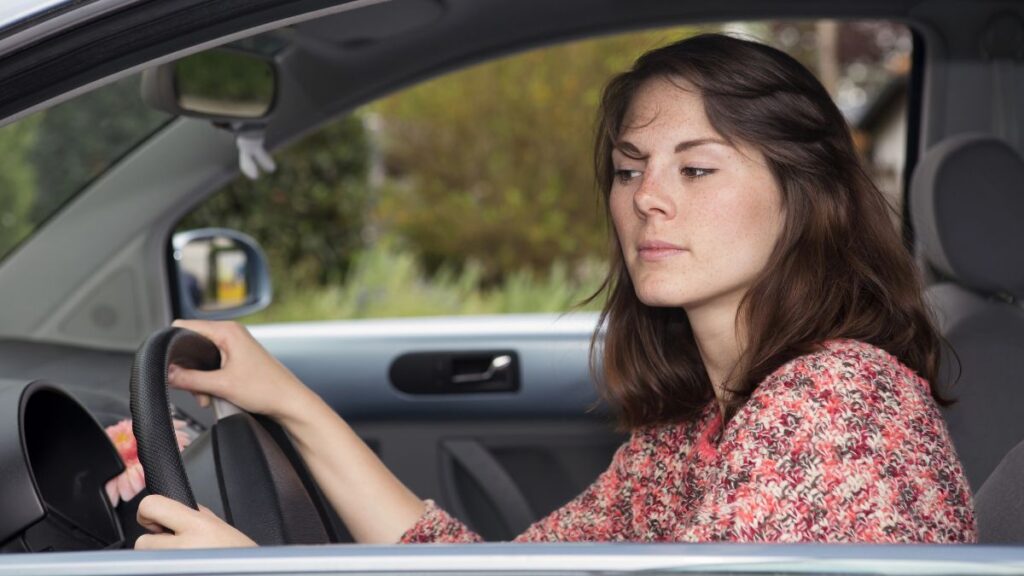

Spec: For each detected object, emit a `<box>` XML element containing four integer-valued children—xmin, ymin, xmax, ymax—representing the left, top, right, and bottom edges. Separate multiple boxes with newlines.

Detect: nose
<box><xmin>633</xmin><ymin>166</ymin><xmax>676</xmax><ymax>220</ymax></box>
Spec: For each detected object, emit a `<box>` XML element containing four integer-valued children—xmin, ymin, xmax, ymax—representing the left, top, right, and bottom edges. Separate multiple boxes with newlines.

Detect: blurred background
<box><xmin>0</xmin><ymin>20</ymin><xmax>913</xmax><ymax>324</ymax></box>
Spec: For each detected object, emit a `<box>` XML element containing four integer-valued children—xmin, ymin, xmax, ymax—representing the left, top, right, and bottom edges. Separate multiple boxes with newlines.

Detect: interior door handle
<box><xmin>451</xmin><ymin>354</ymin><xmax>512</xmax><ymax>384</ymax></box>
<box><xmin>390</xmin><ymin>350</ymin><xmax>519</xmax><ymax>394</ymax></box>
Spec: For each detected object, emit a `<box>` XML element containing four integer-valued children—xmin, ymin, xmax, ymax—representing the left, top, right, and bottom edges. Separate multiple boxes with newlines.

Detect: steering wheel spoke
<box><xmin>128</xmin><ymin>327</ymin><xmax>334</xmax><ymax>546</ymax></box>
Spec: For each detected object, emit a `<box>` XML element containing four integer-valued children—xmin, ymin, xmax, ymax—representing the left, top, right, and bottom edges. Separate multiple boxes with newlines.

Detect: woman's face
<box><xmin>610</xmin><ymin>77</ymin><xmax>785</xmax><ymax>314</ymax></box>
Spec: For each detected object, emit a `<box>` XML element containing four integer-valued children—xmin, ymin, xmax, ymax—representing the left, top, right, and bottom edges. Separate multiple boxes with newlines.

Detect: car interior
<box><xmin>0</xmin><ymin>0</ymin><xmax>1022</xmax><ymax>556</ymax></box>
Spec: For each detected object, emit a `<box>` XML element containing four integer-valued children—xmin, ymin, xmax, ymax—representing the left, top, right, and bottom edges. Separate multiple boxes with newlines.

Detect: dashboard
<box><xmin>0</xmin><ymin>340</ymin><xmax>209</xmax><ymax>553</ymax></box>
<box><xmin>0</xmin><ymin>380</ymin><xmax>124</xmax><ymax>552</ymax></box>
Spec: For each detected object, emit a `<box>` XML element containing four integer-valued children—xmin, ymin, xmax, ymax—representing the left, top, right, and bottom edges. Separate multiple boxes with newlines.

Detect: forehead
<box><xmin>619</xmin><ymin>76</ymin><xmax>712</xmax><ymax>138</ymax></box>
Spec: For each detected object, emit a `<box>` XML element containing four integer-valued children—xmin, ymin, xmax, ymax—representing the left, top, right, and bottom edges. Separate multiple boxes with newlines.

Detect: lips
<box><xmin>637</xmin><ymin>240</ymin><xmax>687</xmax><ymax>261</ymax></box>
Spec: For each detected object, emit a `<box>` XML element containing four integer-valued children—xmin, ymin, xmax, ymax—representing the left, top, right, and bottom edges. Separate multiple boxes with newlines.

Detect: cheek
<box><xmin>609</xmin><ymin>190</ymin><xmax>634</xmax><ymax>238</ymax></box>
<box><xmin>705</xmin><ymin>182</ymin><xmax>783</xmax><ymax>263</ymax></box>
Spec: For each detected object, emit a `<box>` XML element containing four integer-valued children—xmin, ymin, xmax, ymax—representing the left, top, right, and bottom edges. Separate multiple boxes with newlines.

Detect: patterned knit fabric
<box><xmin>399</xmin><ymin>339</ymin><xmax>977</xmax><ymax>543</ymax></box>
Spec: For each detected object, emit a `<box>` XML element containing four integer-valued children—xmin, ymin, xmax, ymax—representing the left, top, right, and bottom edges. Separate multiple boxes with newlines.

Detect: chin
<box><xmin>632</xmin><ymin>285</ymin><xmax>693</xmax><ymax>309</ymax></box>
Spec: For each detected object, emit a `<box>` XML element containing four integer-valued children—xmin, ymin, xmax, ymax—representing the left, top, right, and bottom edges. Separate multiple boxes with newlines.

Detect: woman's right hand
<box><xmin>168</xmin><ymin>319</ymin><xmax>319</xmax><ymax>423</ymax></box>
<box><xmin>135</xmin><ymin>494</ymin><xmax>256</xmax><ymax>549</ymax></box>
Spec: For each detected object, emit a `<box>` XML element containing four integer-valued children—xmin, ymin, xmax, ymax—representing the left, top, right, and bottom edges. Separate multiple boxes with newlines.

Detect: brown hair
<box><xmin>590</xmin><ymin>33</ymin><xmax>946</xmax><ymax>429</ymax></box>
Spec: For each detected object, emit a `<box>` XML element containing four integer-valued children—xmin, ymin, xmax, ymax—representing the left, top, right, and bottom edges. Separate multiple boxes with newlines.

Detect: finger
<box><xmin>172</xmin><ymin>319</ymin><xmax>222</xmax><ymax>332</ymax></box>
<box><xmin>136</xmin><ymin>514</ymin><xmax>167</xmax><ymax>535</ymax></box>
<box><xmin>172</xmin><ymin>318</ymin><xmax>220</xmax><ymax>336</ymax></box>
<box><xmin>196</xmin><ymin>393</ymin><xmax>211</xmax><ymax>408</ymax></box>
<box><xmin>137</xmin><ymin>494</ymin><xmax>197</xmax><ymax>534</ymax></box>
<box><xmin>171</xmin><ymin>319</ymin><xmax>235</xmax><ymax>354</ymax></box>
<box><xmin>168</xmin><ymin>365</ymin><xmax>224</xmax><ymax>396</ymax></box>
<box><xmin>135</xmin><ymin>533</ymin><xmax>179</xmax><ymax>550</ymax></box>
<box><xmin>197</xmin><ymin>504</ymin><xmax>221</xmax><ymax>519</ymax></box>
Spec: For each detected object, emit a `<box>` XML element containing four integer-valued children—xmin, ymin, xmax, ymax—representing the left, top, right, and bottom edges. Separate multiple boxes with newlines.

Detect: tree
<box><xmin>179</xmin><ymin>114</ymin><xmax>371</xmax><ymax>295</ymax></box>
<box><xmin>0</xmin><ymin>116</ymin><xmax>40</xmax><ymax>259</ymax></box>
<box><xmin>0</xmin><ymin>74</ymin><xmax>168</xmax><ymax>261</ymax></box>
<box><xmin>29</xmin><ymin>75</ymin><xmax>170</xmax><ymax>221</ymax></box>
<box><xmin>370</xmin><ymin>26</ymin><xmax>702</xmax><ymax>282</ymax></box>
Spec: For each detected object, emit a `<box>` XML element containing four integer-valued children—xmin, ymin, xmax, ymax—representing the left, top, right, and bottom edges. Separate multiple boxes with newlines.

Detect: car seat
<box><xmin>909</xmin><ymin>133</ymin><xmax>1024</xmax><ymax>542</ymax></box>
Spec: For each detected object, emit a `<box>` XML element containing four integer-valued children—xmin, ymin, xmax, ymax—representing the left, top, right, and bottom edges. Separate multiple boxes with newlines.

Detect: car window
<box><xmin>177</xmin><ymin>20</ymin><xmax>913</xmax><ymax>324</ymax></box>
<box><xmin>0</xmin><ymin>74</ymin><xmax>172</xmax><ymax>263</ymax></box>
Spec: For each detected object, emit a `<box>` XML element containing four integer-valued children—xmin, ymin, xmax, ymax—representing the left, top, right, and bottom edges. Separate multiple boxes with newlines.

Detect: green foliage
<box><xmin>29</xmin><ymin>75</ymin><xmax>170</xmax><ymax>221</ymax></box>
<box><xmin>244</xmin><ymin>240</ymin><xmax>606</xmax><ymax>323</ymax></box>
<box><xmin>370</xmin><ymin>26</ymin><xmax>700</xmax><ymax>281</ymax></box>
<box><xmin>0</xmin><ymin>75</ymin><xmax>168</xmax><ymax>262</ymax></box>
<box><xmin>176</xmin><ymin>51</ymin><xmax>275</xmax><ymax>106</ymax></box>
<box><xmin>0</xmin><ymin>116</ymin><xmax>40</xmax><ymax>258</ymax></box>
<box><xmin>180</xmin><ymin>115</ymin><xmax>372</xmax><ymax>295</ymax></box>
<box><xmin>183</xmin><ymin>26</ymin><xmax>709</xmax><ymax>321</ymax></box>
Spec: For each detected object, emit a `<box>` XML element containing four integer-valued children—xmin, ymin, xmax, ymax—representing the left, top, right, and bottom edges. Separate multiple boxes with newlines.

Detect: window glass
<box><xmin>0</xmin><ymin>75</ymin><xmax>172</xmax><ymax>263</ymax></box>
<box><xmin>177</xmin><ymin>20</ymin><xmax>912</xmax><ymax>324</ymax></box>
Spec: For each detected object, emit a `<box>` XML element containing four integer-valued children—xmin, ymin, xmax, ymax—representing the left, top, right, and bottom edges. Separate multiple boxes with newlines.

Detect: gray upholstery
<box><xmin>910</xmin><ymin>134</ymin><xmax>1024</xmax><ymax>542</ymax></box>
<box><xmin>927</xmin><ymin>283</ymin><xmax>1024</xmax><ymax>492</ymax></box>
<box><xmin>911</xmin><ymin>133</ymin><xmax>1024</xmax><ymax>299</ymax></box>
<box><xmin>975</xmin><ymin>439</ymin><xmax>1024</xmax><ymax>543</ymax></box>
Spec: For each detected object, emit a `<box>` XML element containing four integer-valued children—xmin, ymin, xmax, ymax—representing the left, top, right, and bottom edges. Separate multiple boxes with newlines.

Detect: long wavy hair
<box><xmin>590</xmin><ymin>33</ymin><xmax>946</xmax><ymax>429</ymax></box>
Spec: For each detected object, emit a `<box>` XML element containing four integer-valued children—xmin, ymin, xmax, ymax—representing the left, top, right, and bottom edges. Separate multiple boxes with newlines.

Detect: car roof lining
<box><xmin>255</xmin><ymin>0</ymin><xmax>942</xmax><ymax>151</ymax></box>
<box><xmin>0</xmin><ymin>0</ymin><xmax>956</xmax><ymax>127</ymax></box>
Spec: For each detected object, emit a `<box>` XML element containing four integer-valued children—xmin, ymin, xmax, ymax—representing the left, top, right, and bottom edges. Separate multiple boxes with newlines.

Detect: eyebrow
<box><xmin>614</xmin><ymin>137</ymin><xmax>730</xmax><ymax>158</ymax></box>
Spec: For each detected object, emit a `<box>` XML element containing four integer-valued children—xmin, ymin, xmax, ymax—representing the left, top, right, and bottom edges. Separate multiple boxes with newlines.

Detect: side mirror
<box><xmin>141</xmin><ymin>48</ymin><xmax>277</xmax><ymax>121</ymax></box>
<box><xmin>171</xmin><ymin>228</ymin><xmax>272</xmax><ymax>320</ymax></box>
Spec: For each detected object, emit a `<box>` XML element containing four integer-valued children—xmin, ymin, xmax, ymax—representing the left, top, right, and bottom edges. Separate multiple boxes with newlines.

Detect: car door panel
<box><xmin>252</xmin><ymin>312</ymin><xmax>624</xmax><ymax>541</ymax></box>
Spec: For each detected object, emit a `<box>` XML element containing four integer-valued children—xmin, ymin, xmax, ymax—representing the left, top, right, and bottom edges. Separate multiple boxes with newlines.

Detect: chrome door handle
<box><xmin>451</xmin><ymin>354</ymin><xmax>512</xmax><ymax>384</ymax></box>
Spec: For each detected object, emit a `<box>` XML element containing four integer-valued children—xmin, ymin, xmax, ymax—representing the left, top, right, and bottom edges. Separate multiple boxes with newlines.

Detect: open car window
<box><xmin>0</xmin><ymin>75</ymin><xmax>172</xmax><ymax>263</ymax></box>
<box><xmin>175</xmin><ymin>19</ymin><xmax>913</xmax><ymax>324</ymax></box>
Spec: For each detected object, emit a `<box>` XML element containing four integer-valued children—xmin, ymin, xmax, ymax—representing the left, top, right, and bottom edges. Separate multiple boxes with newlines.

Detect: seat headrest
<box><xmin>910</xmin><ymin>134</ymin><xmax>1024</xmax><ymax>299</ymax></box>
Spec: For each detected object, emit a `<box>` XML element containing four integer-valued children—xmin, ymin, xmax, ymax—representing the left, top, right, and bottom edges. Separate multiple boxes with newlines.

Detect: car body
<box><xmin>0</xmin><ymin>0</ymin><xmax>1023</xmax><ymax>574</ymax></box>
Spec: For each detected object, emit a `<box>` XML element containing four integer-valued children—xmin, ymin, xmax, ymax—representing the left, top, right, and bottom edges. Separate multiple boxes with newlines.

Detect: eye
<box><xmin>614</xmin><ymin>169</ymin><xmax>642</xmax><ymax>184</ymax></box>
<box><xmin>682</xmin><ymin>167</ymin><xmax>715</xmax><ymax>179</ymax></box>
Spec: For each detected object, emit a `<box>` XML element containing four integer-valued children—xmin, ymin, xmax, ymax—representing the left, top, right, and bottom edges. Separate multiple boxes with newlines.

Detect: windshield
<box><xmin>0</xmin><ymin>74</ymin><xmax>171</xmax><ymax>263</ymax></box>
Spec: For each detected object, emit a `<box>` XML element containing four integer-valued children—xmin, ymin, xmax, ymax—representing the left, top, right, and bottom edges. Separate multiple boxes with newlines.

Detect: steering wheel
<box><xmin>128</xmin><ymin>326</ymin><xmax>336</xmax><ymax>545</ymax></box>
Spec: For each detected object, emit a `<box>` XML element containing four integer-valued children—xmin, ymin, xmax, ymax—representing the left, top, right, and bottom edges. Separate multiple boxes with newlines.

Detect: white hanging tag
<box><xmin>235</xmin><ymin>131</ymin><xmax>277</xmax><ymax>180</ymax></box>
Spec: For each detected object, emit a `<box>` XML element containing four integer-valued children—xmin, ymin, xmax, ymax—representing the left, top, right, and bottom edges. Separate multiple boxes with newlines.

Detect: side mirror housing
<box><xmin>141</xmin><ymin>48</ymin><xmax>278</xmax><ymax>122</ymax></box>
<box><xmin>171</xmin><ymin>228</ymin><xmax>272</xmax><ymax>320</ymax></box>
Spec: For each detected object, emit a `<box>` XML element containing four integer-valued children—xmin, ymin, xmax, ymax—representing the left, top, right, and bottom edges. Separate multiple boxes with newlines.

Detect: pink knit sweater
<box><xmin>400</xmin><ymin>339</ymin><xmax>976</xmax><ymax>543</ymax></box>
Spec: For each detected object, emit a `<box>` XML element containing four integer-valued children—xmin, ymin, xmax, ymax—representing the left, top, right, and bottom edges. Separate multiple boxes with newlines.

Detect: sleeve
<box><xmin>398</xmin><ymin>499</ymin><xmax>484</xmax><ymax>543</ymax></box>
<box><xmin>673</xmin><ymin>350</ymin><xmax>977</xmax><ymax>543</ymax></box>
<box><xmin>398</xmin><ymin>435</ymin><xmax>639</xmax><ymax>543</ymax></box>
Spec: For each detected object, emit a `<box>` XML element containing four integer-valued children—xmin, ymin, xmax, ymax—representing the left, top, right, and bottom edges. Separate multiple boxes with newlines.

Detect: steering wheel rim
<box><xmin>129</xmin><ymin>327</ymin><xmax>215</xmax><ymax>510</ymax></box>
<box><xmin>128</xmin><ymin>326</ymin><xmax>334</xmax><ymax>545</ymax></box>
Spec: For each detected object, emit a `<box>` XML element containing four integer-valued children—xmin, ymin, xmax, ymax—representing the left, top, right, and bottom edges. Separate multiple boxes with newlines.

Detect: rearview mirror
<box><xmin>171</xmin><ymin>228</ymin><xmax>272</xmax><ymax>320</ymax></box>
<box><xmin>141</xmin><ymin>49</ymin><xmax>277</xmax><ymax>121</ymax></box>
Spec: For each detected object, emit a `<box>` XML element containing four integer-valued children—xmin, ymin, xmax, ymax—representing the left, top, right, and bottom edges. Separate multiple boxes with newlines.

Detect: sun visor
<box><xmin>293</xmin><ymin>0</ymin><xmax>445</xmax><ymax>53</ymax></box>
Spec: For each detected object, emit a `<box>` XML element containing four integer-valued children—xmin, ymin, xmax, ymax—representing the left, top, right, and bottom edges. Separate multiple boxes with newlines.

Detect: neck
<box><xmin>685</xmin><ymin>295</ymin><xmax>745</xmax><ymax>411</ymax></box>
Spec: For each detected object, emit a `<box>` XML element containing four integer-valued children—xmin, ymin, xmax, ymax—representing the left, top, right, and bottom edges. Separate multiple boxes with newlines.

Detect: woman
<box><xmin>134</xmin><ymin>33</ymin><xmax>976</xmax><ymax>548</ymax></box>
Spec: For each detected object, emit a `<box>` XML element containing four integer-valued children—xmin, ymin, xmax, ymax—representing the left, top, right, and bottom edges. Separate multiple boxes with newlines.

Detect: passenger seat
<box><xmin>909</xmin><ymin>133</ymin><xmax>1024</xmax><ymax>542</ymax></box>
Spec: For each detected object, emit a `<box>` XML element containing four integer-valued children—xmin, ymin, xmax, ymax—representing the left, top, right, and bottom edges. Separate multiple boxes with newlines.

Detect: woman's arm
<box><xmin>137</xmin><ymin>320</ymin><xmax>426</xmax><ymax>547</ymax></box>
<box><xmin>139</xmin><ymin>319</ymin><xmax>644</xmax><ymax>546</ymax></box>
<box><xmin>276</xmin><ymin>391</ymin><xmax>427</xmax><ymax>543</ymax></box>
<box><xmin>399</xmin><ymin>435</ymin><xmax>638</xmax><ymax>543</ymax></box>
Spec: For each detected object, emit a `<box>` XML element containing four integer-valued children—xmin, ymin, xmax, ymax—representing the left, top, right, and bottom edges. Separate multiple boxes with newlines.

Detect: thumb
<box><xmin>137</xmin><ymin>494</ymin><xmax>194</xmax><ymax>534</ymax></box>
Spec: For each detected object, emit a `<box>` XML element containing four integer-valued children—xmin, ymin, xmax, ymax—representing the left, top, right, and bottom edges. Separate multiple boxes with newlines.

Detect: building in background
<box><xmin>851</xmin><ymin>53</ymin><xmax>911</xmax><ymax>217</ymax></box>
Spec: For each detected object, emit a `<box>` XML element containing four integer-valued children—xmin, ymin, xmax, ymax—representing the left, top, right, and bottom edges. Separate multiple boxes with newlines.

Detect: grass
<box><xmin>243</xmin><ymin>242</ymin><xmax>607</xmax><ymax>324</ymax></box>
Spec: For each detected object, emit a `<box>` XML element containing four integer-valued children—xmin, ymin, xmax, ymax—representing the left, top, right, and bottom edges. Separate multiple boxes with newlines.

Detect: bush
<box><xmin>244</xmin><ymin>240</ymin><xmax>606</xmax><ymax>323</ymax></box>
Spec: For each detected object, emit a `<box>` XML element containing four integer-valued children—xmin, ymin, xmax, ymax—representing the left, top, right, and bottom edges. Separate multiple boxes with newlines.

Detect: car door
<box><xmin>249</xmin><ymin>315</ymin><xmax>622</xmax><ymax>541</ymax></box>
<box><xmin>170</xmin><ymin>18</ymin><xmax>918</xmax><ymax>542</ymax></box>
<box><xmin>0</xmin><ymin>0</ymin><xmax>930</xmax><ymax>551</ymax></box>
